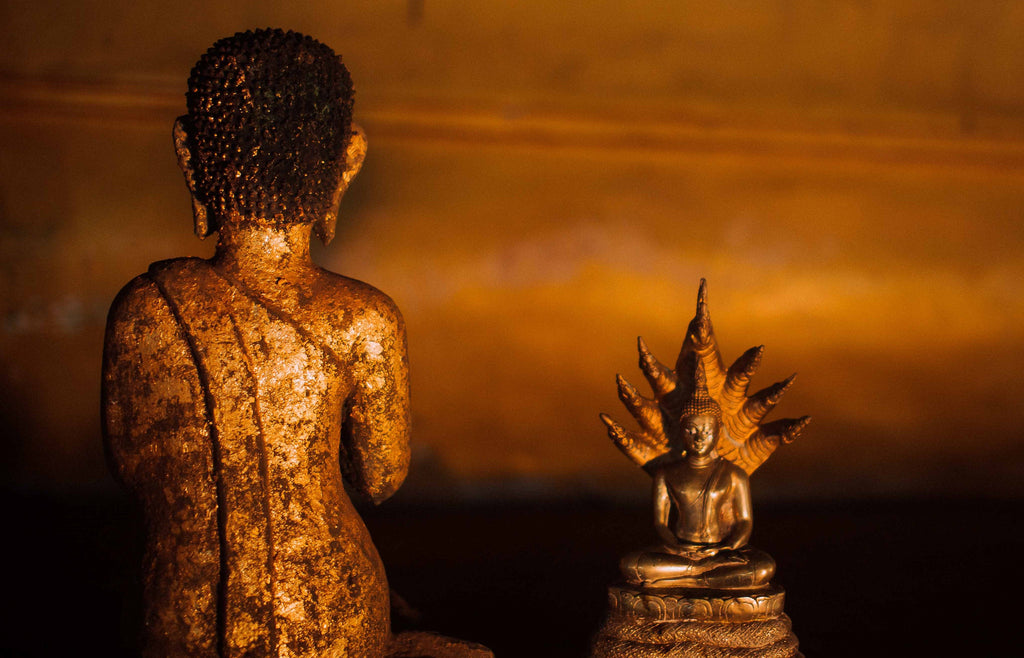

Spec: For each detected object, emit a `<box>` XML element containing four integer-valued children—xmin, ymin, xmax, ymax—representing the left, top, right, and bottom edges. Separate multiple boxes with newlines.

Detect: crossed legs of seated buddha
<box><xmin>620</xmin><ymin>543</ymin><xmax>775</xmax><ymax>590</ymax></box>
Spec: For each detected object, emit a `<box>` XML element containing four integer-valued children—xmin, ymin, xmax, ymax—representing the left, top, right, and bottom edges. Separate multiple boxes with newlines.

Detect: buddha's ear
<box><xmin>173</xmin><ymin>116</ymin><xmax>214</xmax><ymax>239</ymax></box>
<box><xmin>315</xmin><ymin>124</ymin><xmax>367</xmax><ymax>245</ymax></box>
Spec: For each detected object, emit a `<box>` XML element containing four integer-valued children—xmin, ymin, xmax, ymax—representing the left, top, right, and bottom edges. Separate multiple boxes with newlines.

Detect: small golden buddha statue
<box><xmin>618</xmin><ymin>370</ymin><xmax>777</xmax><ymax>590</ymax></box>
<box><xmin>593</xmin><ymin>279</ymin><xmax>808</xmax><ymax>657</ymax></box>
<box><xmin>102</xmin><ymin>29</ymin><xmax>489</xmax><ymax>658</ymax></box>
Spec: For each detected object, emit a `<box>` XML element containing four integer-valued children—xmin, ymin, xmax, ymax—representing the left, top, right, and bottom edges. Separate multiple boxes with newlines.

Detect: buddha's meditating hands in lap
<box><xmin>601</xmin><ymin>280</ymin><xmax>809</xmax><ymax>592</ymax></box>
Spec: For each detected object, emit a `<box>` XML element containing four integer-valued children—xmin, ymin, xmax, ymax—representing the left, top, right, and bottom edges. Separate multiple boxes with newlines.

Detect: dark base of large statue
<box><xmin>389</xmin><ymin>631</ymin><xmax>493</xmax><ymax>657</ymax></box>
<box><xmin>590</xmin><ymin>583</ymin><xmax>801</xmax><ymax>658</ymax></box>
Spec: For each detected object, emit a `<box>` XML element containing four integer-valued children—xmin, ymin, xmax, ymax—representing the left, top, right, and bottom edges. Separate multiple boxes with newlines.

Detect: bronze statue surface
<box><xmin>592</xmin><ymin>280</ymin><xmax>807</xmax><ymax>657</ymax></box>
<box><xmin>102</xmin><ymin>29</ymin><xmax>488</xmax><ymax>658</ymax></box>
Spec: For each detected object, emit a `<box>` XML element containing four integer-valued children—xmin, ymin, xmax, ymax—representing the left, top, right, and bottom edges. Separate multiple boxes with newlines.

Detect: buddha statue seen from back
<box><xmin>592</xmin><ymin>280</ymin><xmax>809</xmax><ymax>658</ymax></box>
<box><xmin>102</xmin><ymin>29</ymin><xmax>489</xmax><ymax>658</ymax></box>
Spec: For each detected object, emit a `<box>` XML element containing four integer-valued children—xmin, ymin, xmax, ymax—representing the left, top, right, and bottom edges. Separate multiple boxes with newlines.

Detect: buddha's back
<box><xmin>103</xmin><ymin>255</ymin><xmax>408</xmax><ymax>656</ymax></box>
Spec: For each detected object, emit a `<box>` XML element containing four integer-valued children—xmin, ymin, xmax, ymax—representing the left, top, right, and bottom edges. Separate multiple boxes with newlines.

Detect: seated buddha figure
<box><xmin>601</xmin><ymin>280</ymin><xmax>809</xmax><ymax>593</ymax></box>
<box><xmin>618</xmin><ymin>384</ymin><xmax>775</xmax><ymax>590</ymax></box>
<box><xmin>103</xmin><ymin>30</ymin><xmax>407</xmax><ymax>657</ymax></box>
<box><xmin>104</xmin><ymin>29</ymin><xmax>492</xmax><ymax>658</ymax></box>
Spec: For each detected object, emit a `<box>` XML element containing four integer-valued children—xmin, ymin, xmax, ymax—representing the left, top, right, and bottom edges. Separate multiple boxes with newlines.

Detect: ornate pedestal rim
<box><xmin>608</xmin><ymin>582</ymin><xmax>786</xmax><ymax>622</ymax></box>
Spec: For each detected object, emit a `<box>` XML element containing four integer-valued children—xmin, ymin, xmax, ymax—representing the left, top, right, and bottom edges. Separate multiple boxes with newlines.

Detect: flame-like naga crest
<box><xmin>600</xmin><ymin>279</ymin><xmax>810</xmax><ymax>474</ymax></box>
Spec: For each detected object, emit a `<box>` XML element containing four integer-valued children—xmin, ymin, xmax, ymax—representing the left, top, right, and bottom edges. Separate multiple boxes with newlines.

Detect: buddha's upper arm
<box><xmin>731</xmin><ymin>468</ymin><xmax>754</xmax><ymax>522</ymax></box>
<box><xmin>653</xmin><ymin>470</ymin><xmax>670</xmax><ymax>519</ymax></box>
<box><xmin>342</xmin><ymin>291</ymin><xmax>411</xmax><ymax>504</ymax></box>
<box><xmin>102</xmin><ymin>275</ymin><xmax>210</xmax><ymax>490</ymax></box>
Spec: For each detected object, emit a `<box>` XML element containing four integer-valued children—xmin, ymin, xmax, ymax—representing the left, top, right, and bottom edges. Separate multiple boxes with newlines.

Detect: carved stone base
<box><xmin>590</xmin><ymin>584</ymin><xmax>801</xmax><ymax>658</ymax></box>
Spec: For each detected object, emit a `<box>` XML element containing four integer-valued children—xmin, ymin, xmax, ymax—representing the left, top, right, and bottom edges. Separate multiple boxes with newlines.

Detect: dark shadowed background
<box><xmin>1</xmin><ymin>2</ymin><xmax>1021</xmax><ymax>656</ymax></box>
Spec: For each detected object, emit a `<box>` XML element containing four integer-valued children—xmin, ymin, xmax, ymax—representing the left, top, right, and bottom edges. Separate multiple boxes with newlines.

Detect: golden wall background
<box><xmin>2</xmin><ymin>1</ymin><xmax>1022</xmax><ymax>501</ymax></box>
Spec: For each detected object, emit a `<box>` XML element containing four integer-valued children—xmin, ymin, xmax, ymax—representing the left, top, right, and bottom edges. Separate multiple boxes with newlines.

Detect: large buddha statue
<box><xmin>592</xmin><ymin>279</ymin><xmax>809</xmax><ymax>657</ymax></box>
<box><xmin>102</xmin><ymin>29</ymin><xmax>488</xmax><ymax>658</ymax></box>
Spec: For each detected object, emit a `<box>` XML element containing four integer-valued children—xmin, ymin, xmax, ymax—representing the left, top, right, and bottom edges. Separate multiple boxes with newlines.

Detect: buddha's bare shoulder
<box><xmin>721</xmin><ymin>459</ymin><xmax>750</xmax><ymax>484</ymax></box>
<box><xmin>106</xmin><ymin>260</ymin><xmax>197</xmax><ymax>330</ymax></box>
<box><xmin>107</xmin><ymin>257</ymin><xmax>218</xmax><ymax>327</ymax></box>
<box><xmin>312</xmin><ymin>267</ymin><xmax>406</xmax><ymax>338</ymax></box>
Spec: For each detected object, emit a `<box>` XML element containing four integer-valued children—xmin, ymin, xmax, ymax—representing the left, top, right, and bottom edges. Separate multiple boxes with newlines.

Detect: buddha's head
<box><xmin>174</xmin><ymin>28</ymin><xmax>366</xmax><ymax>244</ymax></box>
<box><xmin>680</xmin><ymin>414</ymin><xmax>720</xmax><ymax>457</ymax></box>
<box><xmin>677</xmin><ymin>367</ymin><xmax>722</xmax><ymax>458</ymax></box>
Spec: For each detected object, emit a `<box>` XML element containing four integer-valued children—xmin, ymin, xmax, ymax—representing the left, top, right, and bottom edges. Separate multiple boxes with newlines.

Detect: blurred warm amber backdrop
<box><xmin>2</xmin><ymin>1</ymin><xmax>1022</xmax><ymax>501</ymax></box>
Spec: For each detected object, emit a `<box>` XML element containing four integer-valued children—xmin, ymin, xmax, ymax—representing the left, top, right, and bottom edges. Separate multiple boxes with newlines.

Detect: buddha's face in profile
<box><xmin>681</xmin><ymin>414</ymin><xmax>720</xmax><ymax>457</ymax></box>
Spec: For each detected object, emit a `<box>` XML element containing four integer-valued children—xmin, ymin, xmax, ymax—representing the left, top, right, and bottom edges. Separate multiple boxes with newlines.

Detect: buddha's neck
<box><xmin>687</xmin><ymin>453</ymin><xmax>717</xmax><ymax>469</ymax></box>
<box><xmin>212</xmin><ymin>220</ymin><xmax>315</xmax><ymax>281</ymax></box>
